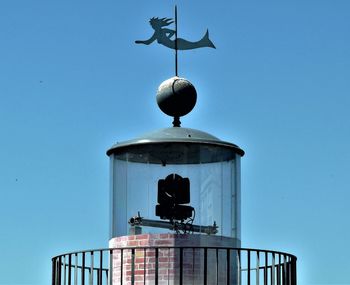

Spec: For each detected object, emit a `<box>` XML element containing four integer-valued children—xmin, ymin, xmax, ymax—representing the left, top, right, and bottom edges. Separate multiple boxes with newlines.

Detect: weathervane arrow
<box><xmin>135</xmin><ymin>6</ymin><xmax>215</xmax><ymax>76</ymax></box>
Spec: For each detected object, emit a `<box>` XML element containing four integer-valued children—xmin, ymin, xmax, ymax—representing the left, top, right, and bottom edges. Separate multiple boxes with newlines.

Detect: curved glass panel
<box><xmin>110</xmin><ymin>147</ymin><xmax>241</xmax><ymax>241</ymax></box>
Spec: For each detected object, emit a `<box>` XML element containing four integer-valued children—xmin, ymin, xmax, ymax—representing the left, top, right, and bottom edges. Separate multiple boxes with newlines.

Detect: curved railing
<box><xmin>52</xmin><ymin>247</ymin><xmax>297</xmax><ymax>285</ymax></box>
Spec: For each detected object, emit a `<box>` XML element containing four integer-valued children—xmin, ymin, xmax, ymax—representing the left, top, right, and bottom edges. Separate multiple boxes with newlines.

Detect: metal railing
<box><xmin>52</xmin><ymin>247</ymin><xmax>297</xmax><ymax>285</ymax></box>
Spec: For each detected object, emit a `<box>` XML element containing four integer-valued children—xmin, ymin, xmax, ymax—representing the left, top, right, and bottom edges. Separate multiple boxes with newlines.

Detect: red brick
<box><xmin>154</xmin><ymin>239</ymin><xmax>173</xmax><ymax>246</ymax></box>
<box><xmin>158</xmin><ymin>257</ymin><xmax>169</xmax><ymax>262</ymax></box>
<box><xmin>135</xmin><ymin>234</ymin><xmax>149</xmax><ymax>240</ymax></box>
<box><xmin>147</xmin><ymin>257</ymin><xmax>156</xmax><ymax>263</ymax></box>
<box><xmin>145</xmin><ymin>269</ymin><xmax>155</xmax><ymax>274</ymax></box>
<box><xmin>127</xmin><ymin>240</ymin><xmax>138</xmax><ymax>246</ymax></box>
<box><xmin>135</xmin><ymin>257</ymin><xmax>145</xmax><ymax>264</ymax></box>
<box><xmin>134</xmin><ymin>270</ymin><xmax>144</xmax><ymax>275</ymax></box>
<box><xmin>139</xmin><ymin>240</ymin><xmax>149</xmax><ymax>246</ymax></box>
<box><xmin>144</xmin><ymin>250</ymin><xmax>156</xmax><ymax>257</ymax></box>
<box><xmin>124</xmin><ymin>265</ymin><xmax>131</xmax><ymax>271</ymax></box>
<box><xmin>159</xmin><ymin>233</ymin><xmax>170</xmax><ymax>239</ymax></box>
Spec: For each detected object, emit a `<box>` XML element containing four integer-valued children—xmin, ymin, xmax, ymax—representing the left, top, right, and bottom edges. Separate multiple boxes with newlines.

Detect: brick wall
<box><xmin>109</xmin><ymin>234</ymin><xmax>240</xmax><ymax>285</ymax></box>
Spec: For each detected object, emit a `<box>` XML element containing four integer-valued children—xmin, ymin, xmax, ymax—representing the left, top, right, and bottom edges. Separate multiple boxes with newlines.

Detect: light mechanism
<box><xmin>156</xmin><ymin>173</ymin><xmax>193</xmax><ymax>221</ymax></box>
<box><xmin>128</xmin><ymin>173</ymin><xmax>218</xmax><ymax>235</ymax></box>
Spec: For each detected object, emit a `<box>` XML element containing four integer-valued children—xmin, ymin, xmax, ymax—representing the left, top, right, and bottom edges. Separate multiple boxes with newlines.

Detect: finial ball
<box><xmin>156</xmin><ymin>77</ymin><xmax>197</xmax><ymax>118</ymax></box>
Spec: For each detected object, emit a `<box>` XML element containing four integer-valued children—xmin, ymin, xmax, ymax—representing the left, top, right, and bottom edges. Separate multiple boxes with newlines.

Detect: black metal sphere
<box><xmin>156</xmin><ymin>77</ymin><xmax>197</xmax><ymax>118</ymax></box>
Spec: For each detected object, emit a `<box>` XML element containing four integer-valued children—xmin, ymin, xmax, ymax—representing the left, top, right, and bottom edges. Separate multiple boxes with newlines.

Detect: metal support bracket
<box><xmin>128</xmin><ymin>213</ymin><xmax>218</xmax><ymax>235</ymax></box>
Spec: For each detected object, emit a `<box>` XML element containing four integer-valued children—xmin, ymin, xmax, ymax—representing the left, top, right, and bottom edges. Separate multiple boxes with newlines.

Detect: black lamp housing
<box><xmin>156</xmin><ymin>173</ymin><xmax>194</xmax><ymax>221</ymax></box>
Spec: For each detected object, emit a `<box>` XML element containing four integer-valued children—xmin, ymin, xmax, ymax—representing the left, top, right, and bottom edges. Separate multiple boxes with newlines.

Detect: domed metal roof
<box><xmin>107</xmin><ymin>127</ymin><xmax>244</xmax><ymax>164</ymax></box>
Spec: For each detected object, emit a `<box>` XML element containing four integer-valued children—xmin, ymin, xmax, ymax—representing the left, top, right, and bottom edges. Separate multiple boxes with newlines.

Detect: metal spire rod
<box><xmin>175</xmin><ymin>5</ymin><xmax>178</xmax><ymax>76</ymax></box>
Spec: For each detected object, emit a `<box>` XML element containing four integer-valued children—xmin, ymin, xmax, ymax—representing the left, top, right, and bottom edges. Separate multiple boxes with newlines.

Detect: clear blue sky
<box><xmin>0</xmin><ymin>1</ymin><xmax>349</xmax><ymax>284</ymax></box>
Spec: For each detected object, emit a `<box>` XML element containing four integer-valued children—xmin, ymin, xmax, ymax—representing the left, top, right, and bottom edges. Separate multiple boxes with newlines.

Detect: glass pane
<box><xmin>110</xmin><ymin>149</ymin><xmax>241</xmax><ymax>244</ymax></box>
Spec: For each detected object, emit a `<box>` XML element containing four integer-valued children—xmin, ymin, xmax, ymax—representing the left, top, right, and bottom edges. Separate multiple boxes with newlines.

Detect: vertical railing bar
<box><xmin>108</xmin><ymin>250</ymin><xmax>113</xmax><ymax>285</ymax></box>
<box><xmin>55</xmin><ymin>258</ymin><xmax>58</xmax><ymax>285</ymax></box>
<box><xmin>204</xmin><ymin>248</ymin><xmax>208</xmax><ymax>285</ymax></box>
<box><xmin>288</xmin><ymin>257</ymin><xmax>291</xmax><ymax>285</ymax></box>
<box><xmin>216</xmin><ymin>248</ymin><xmax>219</xmax><ymax>285</ymax></box>
<box><xmin>288</xmin><ymin>256</ymin><xmax>291</xmax><ymax>285</ymax></box>
<box><xmin>292</xmin><ymin>257</ymin><xmax>297</xmax><ymax>285</ymax></box>
<box><xmin>193</xmin><ymin>248</ymin><xmax>195</xmax><ymax>285</ymax></box>
<box><xmin>168</xmin><ymin>248</ymin><xmax>171</xmax><ymax>285</ymax></box>
<box><xmin>179</xmin><ymin>247</ymin><xmax>183</xmax><ymax>285</ymax></box>
<box><xmin>256</xmin><ymin>251</ymin><xmax>260</xmax><ymax>285</ymax></box>
<box><xmin>283</xmin><ymin>255</ymin><xmax>287</xmax><ymax>285</ymax></box>
<box><xmin>68</xmin><ymin>254</ymin><xmax>72</xmax><ymax>285</ymax></box>
<box><xmin>155</xmin><ymin>248</ymin><xmax>159</xmax><ymax>285</ymax></box>
<box><xmin>58</xmin><ymin>256</ymin><xmax>64</xmax><ymax>285</ymax></box>
<box><xmin>226</xmin><ymin>249</ymin><xmax>230</xmax><ymax>285</ymax></box>
<box><xmin>58</xmin><ymin>258</ymin><xmax>61</xmax><ymax>285</ymax></box>
<box><xmin>90</xmin><ymin>251</ymin><xmax>94</xmax><ymax>285</ymax></box>
<box><xmin>58</xmin><ymin>258</ymin><xmax>62</xmax><ymax>285</ymax></box>
<box><xmin>247</xmin><ymin>250</ymin><xmax>251</xmax><ymax>285</ymax></box>
<box><xmin>120</xmin><ymin>249</ymin><xmax>123</xmax><ymax>285</ymax></box>
<box><xmin>264</xmin><ymin>252</ymin><xmax>268</xmax><ymax>285</ymax></box>
<box><xmin>286</xmin><ymin>257</ymin><xmax>289</xmax><ymax>285</ymax></box>
<box><xmin>74</xmin><ymin>253</ymin><xmax>78</xmax><ymax>285</ymax></box>
<box><xmin>237</xmin><ymin>250</ymin><xmax>241</xmax><ymax>285</ymax></box>
<box><xmin>52</xmin><ymin>259</ymin><xmax>56</xmax><ymax>285</ymax></box>
<box><xmin>271</xmin><ymin>253</ymin><xmax>275</xmax><ymax>285</ymax></box>
<box><xmin>143</xmin><ymin>248</ymin><xmax>146</xmax><ymax>285</ymax></box>
<box><xmin>278</xmin><ymin>254</ymin><xmax>281</xmax><ymax>285</ymax></box>
<box><xmin>287</xmin><ymin>257</ymin><xmax>291</xmax><ymax>285</ymax></box>
<box><xmin>63</xmin><ymin>256</ymin><xmax>66</xmax><ymax>285</ymax></box>
<box><xmin>269</xmin><ymin>260</ymin><xmax>272</xmax><ymax>285</ymax></box>
<box><xmin>82</xmin><ymin>252</ymin><xmax>85</xmax><ymax>285</ymax></box>
<box><xmin>295</xmin><ymin>257</ymin><xmax>297</xmax><ymax>285</ymax></box>
<box><xmin>288</xmin><ymin>255</ymin><xmax>290</xmax><ymax>285</ymax></box>
<box><xmin>56</xmin><ymin>256</ymin><xmax>62</xmax><ymax>285</ymax></box>
<box><xmin>131</xmin><ymin>248</ymin><xmax>135</xmax><ymax>285</ymax></box>
<box><xmin>99</xmin><ymin>250</ymin><xmax>103</xmax><ymax>285</ymax></box>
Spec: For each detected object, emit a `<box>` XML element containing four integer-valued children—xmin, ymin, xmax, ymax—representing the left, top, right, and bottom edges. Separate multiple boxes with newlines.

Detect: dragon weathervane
<box><xmin>135</xmin><ymin>6</ymin><xmax>215</xmax><ymax>76</ymax></box>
